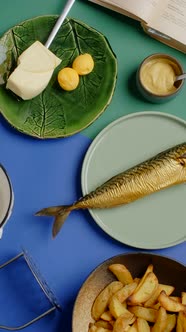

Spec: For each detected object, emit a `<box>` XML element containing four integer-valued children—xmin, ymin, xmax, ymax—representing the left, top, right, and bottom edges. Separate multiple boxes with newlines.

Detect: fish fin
<box><xmin>52</xmin><ymin>209</ymin><xmax>70</xmax><ymax>238</ymax></box>
<box><xmin>35</xmin><ymin>206</ymin><xmax>63</xmax><ymax>216</ymax></box>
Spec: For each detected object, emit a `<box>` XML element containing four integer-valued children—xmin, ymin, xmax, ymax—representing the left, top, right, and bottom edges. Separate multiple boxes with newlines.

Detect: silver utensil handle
<box><xmin>175</xmin><ymin>73</ymin><xmax>186</xmax><ymax>82</ymax></box>
<box><xmin>45</xmin><ymin>0</ymin><xmax>76</xmax><ymax>49</ymax></box>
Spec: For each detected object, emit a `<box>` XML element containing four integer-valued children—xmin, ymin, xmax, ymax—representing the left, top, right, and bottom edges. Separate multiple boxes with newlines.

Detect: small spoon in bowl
<box><xmin>174</xmin><ymin>73</ymin><xmax>186</xmax><ymax>83</ymax></box>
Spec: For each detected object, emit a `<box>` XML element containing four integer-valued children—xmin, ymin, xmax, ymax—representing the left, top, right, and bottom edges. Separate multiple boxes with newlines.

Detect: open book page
<box><xmin>148</xmin><ymin>0</ymin><xmax>186</xmax><ymax>44</ymax></box>
<box><xmin>90</xmin><ymin>0</ymin><xmax>161</xmax><ymax>23</ymax></box>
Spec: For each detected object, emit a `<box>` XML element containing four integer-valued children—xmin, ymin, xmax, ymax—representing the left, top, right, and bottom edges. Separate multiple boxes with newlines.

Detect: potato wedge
<box><xmin>114</xmin><ymin>282</ymin><xmax>138</xmax><ymax>303</ymax></box>
<box><xmin>92</xmin><ymin>281</ymin><xmax>123</xmax><ymax>320</ymax></box>
<box><xmin>133</xmin><ymin>278</ymin><xmax>140</xmax><ymax>284</ymax></box>
<box><xmin>158</xmin><ymin>284</ymin><xmax>175</xmax><ymax>296</ymax></box>
<box><xmin>122</xmin><ymin>301</ymin><xmax>127</xmax><ymax>309</ymax></box>
<box><xmin>152</xmin><ymin>303</ymin><xmax>161</xmax><ymax>310</ymax></box>
<box><xmin>144</xmin><ymin>284</ymin><xmax>175</xmax><ymax>308</ymax></box>
<box><xmin>109</xmin><ymin>320</ymin><xmax>115</xmax><ymax>327</ymax></box>
<box><xmin>176</xmin><ymin>311</ymin><xmax>186</xmax><ymax>332</ymax></box>
<box><xmin>127</xmin><ymin>321</ymin><xmax>138</xmax><ymax>332</ymax></box>
<box><xmin>101</xmin><ymin>311</ymin><xmax>113</xmax><ymax>322</ymax></box>
<box><xmin>89</xmin><ymin>324</ymin><xmax>97</xmax><ymax>332</ymax></box>
<box><xmin>183</xmin><ymin>312</ymin><xmax>186</xmax><ymax>332</ymax></box>
<box><xmin>158</xmin><ymin>291</ymin><xmax>186</xmax><ymax>312</ymax></box>
<box><xmin>169</xmin><ymin>296</ymin><xmax>181</xmax><ymax>303</ymax></box>
<box><xmin>95</xmin><ymin>320</ymin><xmax>113</xmax><ymax>330</ymax></box>
<box><xmin>109</xmin><ymin>264</ymin><xmax>133</xmax><ymax>285</ymax></box>
<box><xmin>128</xmin><ymin>272</ymin><xmax>158</xmax><ymax>305</ymax></box>
<box><xmin>113</xmin><ymin>313</ymin><xmax>135</xmax><ymax>332</ymax></box>
<box><xmin>151</xmin><ymin>306</ymin><xmax>167</xmax><ymax>332</ymax></box>
<box><xmin>137</xmin><ymin>317</ymin><xmax>150</xmax><ymax>332</ymax></box>
<box><xmin>134</xmin><ymin>264</ymin><xmax>153</xmax><ymax>293</ymax></box>
<box><xmin>164</xmin><ymin>314</ymin><xmax>176</xmax><ymax>332</ymax></box>
<box><xmin>109</xmin><ymin>296</ymin><xmax>133</xmax><ymax>319</ymax></box>
<box><xmin>96</xmin><ymin>328</ymin><xmax>113</xmax><ymax>332</ymax></box>
<box><xmin>128</xmin><ymin>305</ymin><xmax>158</xmax><ymax>323</ymax></box>
<box><xmin>144</xmin><ymin>288</ymin><xmax>160</xmax><ymax>308</ymax></box>
<box><xmin>182</xmin><ymin>292</ymin><xmax>186</xmax><ymax>305</ymax></box>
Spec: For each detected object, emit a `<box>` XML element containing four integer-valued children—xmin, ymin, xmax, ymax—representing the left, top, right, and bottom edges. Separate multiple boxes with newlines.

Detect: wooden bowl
<box><xmin>72</xmin><ymin>252</ymin><xmax>186</xmax><ymax>332</ymax></box>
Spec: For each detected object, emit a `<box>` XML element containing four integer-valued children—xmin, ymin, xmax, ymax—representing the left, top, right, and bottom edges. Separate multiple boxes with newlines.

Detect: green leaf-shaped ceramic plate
<box><xmin>0</xmin><ymin>16</ymin><xmax>117</xmax><ymax>138</ymax></box>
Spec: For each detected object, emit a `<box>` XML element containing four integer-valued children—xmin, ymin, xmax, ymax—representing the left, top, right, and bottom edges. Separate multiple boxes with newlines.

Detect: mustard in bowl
<box><xmin>136</xmin><ymin>53</ymin><xmax>185</xmax><ymax>103</ymax></box>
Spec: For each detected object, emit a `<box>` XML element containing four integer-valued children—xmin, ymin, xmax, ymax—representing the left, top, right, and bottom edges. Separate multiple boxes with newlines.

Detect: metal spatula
<box><xmin>0</xmin><ymin>250</ymin><xmax>61</xmax><ymax>330</ymax></box>
<box><xmin>45</xmin><ymin>0</ymin><xmax>76</xmax><ymax>49</ymax></box>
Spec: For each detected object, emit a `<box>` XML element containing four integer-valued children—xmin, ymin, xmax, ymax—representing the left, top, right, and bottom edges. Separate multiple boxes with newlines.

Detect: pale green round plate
<box><xmin>0</xmin><ymin>16</ymin><xmax>117</xmax><ymax>138</ymax></box>
<box><xmin>81</xmin><ymin>111</ymin><xmax>186</xmax><ymax>249</ymax></box>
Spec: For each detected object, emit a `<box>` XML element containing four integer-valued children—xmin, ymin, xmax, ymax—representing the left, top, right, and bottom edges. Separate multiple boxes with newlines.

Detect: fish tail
<box><xmin>52</xmin><ymin>208</ymin><xmax>71</xmax><ymax>238</ymax></box>
<box><xmin>35</xmin><ymin>205</ymin><xmax>71</xmax><ymax>238</ymax></box>
<box><xmin>35</xmin><ymin>206</ymin><xmax>64</xmax><ymax>216</ymax></box>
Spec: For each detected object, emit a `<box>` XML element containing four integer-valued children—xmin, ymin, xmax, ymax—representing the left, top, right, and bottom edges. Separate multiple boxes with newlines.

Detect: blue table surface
<box><xmin>0</xmin><ymin>1</ymin><xmax>186</xmax><ymax>331</ymax></box>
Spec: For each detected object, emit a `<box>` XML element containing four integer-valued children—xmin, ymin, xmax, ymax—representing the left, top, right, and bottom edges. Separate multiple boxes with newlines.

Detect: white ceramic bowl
<box><xmin>0</xmin><ymin>165</ymin><xmax>14</xmax><ymax>237</ymax></box>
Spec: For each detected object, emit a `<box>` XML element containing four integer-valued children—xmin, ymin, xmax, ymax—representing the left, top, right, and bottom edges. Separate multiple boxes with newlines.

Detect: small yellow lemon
<box><xmin>72</xmin><ymin>53</ymin><xmax>94</xmax><ymax>75</ymax></box>
<box><xmin>57</xmin><ymin>67</ymin><xmax>79</xmax><ymax>91</ymax></box>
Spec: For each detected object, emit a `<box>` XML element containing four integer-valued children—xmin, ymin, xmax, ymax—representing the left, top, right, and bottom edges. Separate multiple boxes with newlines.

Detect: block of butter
<box><xmin>6</xmin><ymin>41</ymin><xmax>61</xmax><ymax>100</ymax></box>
